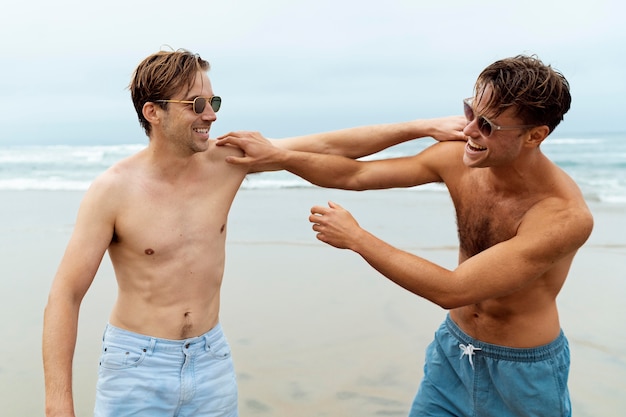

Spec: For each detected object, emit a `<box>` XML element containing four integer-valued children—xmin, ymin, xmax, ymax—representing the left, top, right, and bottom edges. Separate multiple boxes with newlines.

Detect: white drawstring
<box><xmin>459</xmin><ymin>343</ymin><xmax>482</xmax><ymax>369</ymax></box>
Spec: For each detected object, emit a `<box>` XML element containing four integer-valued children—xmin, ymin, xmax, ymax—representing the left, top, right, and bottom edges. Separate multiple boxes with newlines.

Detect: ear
<box><xmin>525</xmin><ymin>125</ymin><xmax>550</xmax><ymax>147</ymax></box>
<box><xmin>142</xmin><ymin>102</ymin><xmax>161</xmax><ymax>126</ymax></box>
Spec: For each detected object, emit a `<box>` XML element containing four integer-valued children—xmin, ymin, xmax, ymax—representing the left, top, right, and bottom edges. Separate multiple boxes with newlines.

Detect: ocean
<box><xmin>1</xmin><ymin>132</ymin><xmax>624</xmax><ymax>204</ymax></box>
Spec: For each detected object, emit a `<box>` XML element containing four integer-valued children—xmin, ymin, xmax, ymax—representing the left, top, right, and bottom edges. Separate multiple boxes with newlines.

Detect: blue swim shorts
<box><xmin>409</xmin><ymin>314</ymin><xmax>571</xmax><ymax>417</ymax></box>
<box><xmin>94</xmin><ymin>323</ymin><xmax>238</xmax><ymax>417</ymax></box>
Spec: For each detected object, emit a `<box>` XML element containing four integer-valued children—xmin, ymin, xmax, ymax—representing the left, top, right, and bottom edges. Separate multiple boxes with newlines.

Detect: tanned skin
<box><xmin>42</xmin><ymin>63</ymin><xmax>466</xmax><ymax>416</ymax></box>
<box><xmin>216</xmin><ymin>87</ymin><xmax>593</xmax><ymax>349</ymax></box>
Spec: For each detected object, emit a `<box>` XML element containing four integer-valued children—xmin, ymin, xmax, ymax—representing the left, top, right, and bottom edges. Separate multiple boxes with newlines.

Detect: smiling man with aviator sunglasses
<box><xmin>42</xmin><ymin>47</ymin><xmax>467</xmax><ymax>417</ymax></box>
<box><xmin>217</xmin><ymin>54</ymin><xmax>593</xmax><ymax>417</ymax></box>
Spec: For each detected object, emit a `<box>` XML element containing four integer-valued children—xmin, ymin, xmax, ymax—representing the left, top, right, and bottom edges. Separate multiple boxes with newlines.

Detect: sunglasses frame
<box><xmin>463</xmin><ymin>98</ymin><xmax>535</xmax><ymax>137</ymax></box>
<box><xmin>155</xmin><ymin>96</ymin><xmax>221</xmax><ymax>114</ymax></box>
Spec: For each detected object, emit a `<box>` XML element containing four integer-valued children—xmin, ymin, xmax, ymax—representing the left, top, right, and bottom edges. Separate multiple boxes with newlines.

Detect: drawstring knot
<box><xmin>459</xmin><ymin>343</ymin><xmax>482</xmax><ymax>369</ymax></box>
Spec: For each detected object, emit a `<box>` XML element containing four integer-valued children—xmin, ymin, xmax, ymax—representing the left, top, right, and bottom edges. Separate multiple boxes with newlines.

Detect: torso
<box><xmin>437</xmin><ymin>142</ymin><xmax>591</xmax><ymax>347</ymax></box>
<box><xmin>103</xmin><ymin>141</ymin><xmax>248</xmax><ymax>339</ymax></box>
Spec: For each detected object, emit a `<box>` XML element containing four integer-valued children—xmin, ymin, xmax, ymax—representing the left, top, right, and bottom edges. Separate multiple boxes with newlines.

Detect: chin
<box><xmin>463</xmin><ymin>153</ymin><xmax>481</xmax><ymax>167</ymax></box>
<box><xmin>192</xmin><ymin>142</ymin><xmax>210</xmax><ymax>154</ymax></box>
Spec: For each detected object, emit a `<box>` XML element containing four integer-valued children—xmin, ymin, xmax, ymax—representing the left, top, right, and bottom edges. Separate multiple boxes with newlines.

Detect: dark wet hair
<box><xmin>474</xmin><ymin>55</ymin><xmax>571</xmax><ymax>134</ymax></box>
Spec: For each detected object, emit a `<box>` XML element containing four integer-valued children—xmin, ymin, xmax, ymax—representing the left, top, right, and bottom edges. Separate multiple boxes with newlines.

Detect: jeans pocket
<box><xmin>99</xmin><ymin>343</ymin><xmax>148</xmax><ymax>370</ymax></box>
<box><xmin>207</xmin><ymin>338</ymin><xmax>232</xmax><ymax>360</ymax></box>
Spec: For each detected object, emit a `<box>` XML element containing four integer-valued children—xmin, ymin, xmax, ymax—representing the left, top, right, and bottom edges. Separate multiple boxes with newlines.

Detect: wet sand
<box><xmin>0</xmin><ymin>188</ymin><xmax>624</xmax><ymax>416</ymax></box>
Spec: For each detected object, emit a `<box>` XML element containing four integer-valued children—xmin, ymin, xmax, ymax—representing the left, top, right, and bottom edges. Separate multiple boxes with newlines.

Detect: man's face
<box><xmin>159</xmin><ymin>71</ymin><xmax>218</xmax><ymax>154</ymax></box>
<box><xmin>461</xmin><ymin>88</ymin><xmax>530</xmax><ymax>168</ymax></box>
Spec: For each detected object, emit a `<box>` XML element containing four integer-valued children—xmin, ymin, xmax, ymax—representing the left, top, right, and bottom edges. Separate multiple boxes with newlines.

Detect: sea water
<box><xmin>0</xmin><ymin>132</ymin><xmax>624</xmax><ymax>204</ymax></box>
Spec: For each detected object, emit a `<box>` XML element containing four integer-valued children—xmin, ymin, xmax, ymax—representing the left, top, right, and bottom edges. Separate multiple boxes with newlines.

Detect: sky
<box><xmin>0</xmin><ymin>0</ymin><xmax>624</xmax><ymax>145</ymax></box>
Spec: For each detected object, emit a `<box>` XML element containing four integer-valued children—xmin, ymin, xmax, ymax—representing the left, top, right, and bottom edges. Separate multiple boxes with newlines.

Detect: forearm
<box><xmin>349</xmin><ymin>228</ymin><xmax>464</xmax><ymax>308</ymax></box>
<box><xmin>277</xmin><ymin>149</ymin><xmax>364</xmax><ymax>189</ymax></box>
<box><xmin>43</xmin><ymin>298</ymin><xmax>80</xmax><ymax>416</ymax></box>
<box><xmin>275</xmin><ymin>119</ymin><xmax>443</xmax><ymax>158</ymax></box>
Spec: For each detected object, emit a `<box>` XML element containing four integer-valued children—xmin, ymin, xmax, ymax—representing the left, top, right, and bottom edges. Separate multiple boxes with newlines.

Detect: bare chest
<box><xmin>111</xmin><ymin>177</ymin><xmax>239</xmax><ymax>259</ymax></box>
<box><xmin>452</xmin><ymin>180</ymin><xmax>535</xmax><ymax>257</ymax></box>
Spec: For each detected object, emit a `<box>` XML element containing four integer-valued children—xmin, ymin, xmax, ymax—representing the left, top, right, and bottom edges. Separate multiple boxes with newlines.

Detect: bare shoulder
<box><xmin>82</xmin><ymin>152</ymin><xmax>145</xmax><ymax>214</ymax></box>
<box><xmin>520</xmin><ymin>190</ymin><xmax>593</xmax><ymax>253</ymax></box>
<box><xmin>92</xmin><ymin>152</ymin><xmax>142</xmax><ymax>190</ymax></box>
<box><xmin>421</xmin><ymin>140</ymin><xmax>466</xmax><ymax>162</ymax></box>
<box><xmin>207</xmin><ymin>139</ymin><xmax>244</xmax><ymax>160</ymax></box>
<box><xmin>203</xmin><ymin>140</ymin><xmax>245</xmax><ymax>167</ymax></box>
<box><xmin>418</xmin><ymin>140</ymin><xmax>467</xmax><ymax>177</ymax></box>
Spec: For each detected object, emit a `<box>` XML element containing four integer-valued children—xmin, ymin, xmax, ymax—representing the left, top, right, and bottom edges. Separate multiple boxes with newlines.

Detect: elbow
<box><xmin>314</xmin><ymin>176</ymin><xmax>365</xmax><ymax>191</ymax></box>
<box><xmin>433</xmin><ymin>298</ymin><xmax>459</xmax><ymax>311</ymax></box>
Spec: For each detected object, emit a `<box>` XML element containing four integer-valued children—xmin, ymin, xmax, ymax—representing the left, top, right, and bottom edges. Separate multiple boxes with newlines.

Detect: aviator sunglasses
<box><xmin>155</xmin><ymin>96</ymin><xmax>222</xmax><ymax>114</ymax></box>
<box><xmin>463</xmin><ymin>98</ymin><xmax>535</xmax><ymax>137</ymax></box>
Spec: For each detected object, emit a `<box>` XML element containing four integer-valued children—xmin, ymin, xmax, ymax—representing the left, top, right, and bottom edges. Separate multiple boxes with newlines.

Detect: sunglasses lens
<box><xmin>477</xmin><ymin>117</ymin><xmax>492</xmax><ymax>136</ymax></box>
<box><xmin>463</xmin><ymin>101</ymin><xmax>474</xmax><ymax>121</ymax></box>
<box><xmin>210</xmin><ymin>96</ymin><xmax>221</xmax><ymax>112</ymax></box>
<box><xmin>464</xmin><ymin>99</ymin><xmax>493</xmax><ymax>136</ymax></box>
<box><xmin>193</xmin><ymin>97</ymin><xmax>206</xmax><ymax>114</ymax></box>
<box><xmin>191</xmin><ymin>97</ymin><xmax>221</xmax><ymax>113</ymax></box>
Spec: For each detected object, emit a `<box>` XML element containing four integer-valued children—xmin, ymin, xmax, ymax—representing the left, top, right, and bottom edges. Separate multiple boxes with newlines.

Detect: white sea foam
<box><xmin>0</xmin><ymin>136</ymin><xmax>624</xmax><ymax>204</ymax></box>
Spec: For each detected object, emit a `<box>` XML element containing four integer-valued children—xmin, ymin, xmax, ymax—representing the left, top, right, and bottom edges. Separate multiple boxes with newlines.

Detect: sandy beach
<box><xmin>0</xmin><ymin>187</ymin><xmax>624</xmax><ymax>416</ymax></box>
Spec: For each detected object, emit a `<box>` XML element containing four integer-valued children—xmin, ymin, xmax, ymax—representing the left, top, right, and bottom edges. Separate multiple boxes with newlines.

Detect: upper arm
<box><xmin>348</xmin><ymin>141</ymin><xmax>464</xmax><ymax>190</ymax></box>
<box><xmin>450</xmin><ymin>200</ymin><xmax>593</xmax><ymax>305</ymax></box>
<box><xmin>50</xmin><ymin>176</ymin><xmax>118</xmax><ymax>302</ymax></box>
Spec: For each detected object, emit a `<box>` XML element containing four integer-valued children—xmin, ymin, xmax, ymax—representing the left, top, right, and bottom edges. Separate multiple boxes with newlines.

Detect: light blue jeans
<box><xmin>409</xmin><ymin>314</ymin><xmax>571</xmax><ymax>417</ymax></box>
<box><xmin>94</xmin><ymin>323</ymin><xmax>238</xmax><ymax>417</ymax></box>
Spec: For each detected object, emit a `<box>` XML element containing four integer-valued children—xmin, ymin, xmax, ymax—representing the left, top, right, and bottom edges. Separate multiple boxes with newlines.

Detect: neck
<box><xmin>484</xmin><ymin>148</ymin><xmax>547</xmax><ymax>195</ymax></box>
<box><xmin>144</xmin><ymin>140</ymin><xmax>201</xmax><ymax>181</ymax></box>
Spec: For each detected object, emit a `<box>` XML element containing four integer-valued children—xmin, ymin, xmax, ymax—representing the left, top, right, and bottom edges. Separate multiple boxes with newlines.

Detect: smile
<box><xmin>467</xmin><ymin>139</ymin><xmax>487</xmax><ymax>152</ymax></box>
<box><xmin>193</xmin><ymin>128</ymin><xmax>209</xmax><ymax>134</ymax></box>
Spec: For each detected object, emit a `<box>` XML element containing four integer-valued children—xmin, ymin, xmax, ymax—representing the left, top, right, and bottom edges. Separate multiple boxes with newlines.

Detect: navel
<box><xmin>181</xmin><ymin>312</ymin><xmax>193</xmax><ymax>338</ymax></box>
<box><xmin>220</xmin><ymin>224</ymin><xmax>226</xmax><ymax>233</ymax></box>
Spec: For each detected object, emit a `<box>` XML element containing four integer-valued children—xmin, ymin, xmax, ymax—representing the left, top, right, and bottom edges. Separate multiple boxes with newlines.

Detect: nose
<box><xmin>200</xmin><ymin>106</ymin><xmax>217</xmax><ymax>122</ymax></box>
<box><xmin>463</xmin><ymin>118</ymin><xmax>478</xmax><ymax>138</ymax></box>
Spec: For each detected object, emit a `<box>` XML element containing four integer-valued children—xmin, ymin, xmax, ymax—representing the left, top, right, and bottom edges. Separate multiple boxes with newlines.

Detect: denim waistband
<box><xmin>103</xmin><ymin>322</ymin><xmax>224</xmax><ymax>354</ymax></box>
<box><xmin>444</xmin><ymin>314</ymin><xmax>567</xmax><ymax>362</ymax></box>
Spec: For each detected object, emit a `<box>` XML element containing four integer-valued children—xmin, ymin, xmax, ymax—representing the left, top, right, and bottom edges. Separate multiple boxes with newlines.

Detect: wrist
<box><xmin>407</xmin><ymin>119</ymin><xmax>431</xmax><ymax>139</ymax></box>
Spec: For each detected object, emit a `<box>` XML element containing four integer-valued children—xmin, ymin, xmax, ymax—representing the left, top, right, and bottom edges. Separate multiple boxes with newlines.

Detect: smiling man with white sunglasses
<box><xmin>218</xmin><ymin>55</ymin><xmax>593</xmax><ymax>417</ymax></box>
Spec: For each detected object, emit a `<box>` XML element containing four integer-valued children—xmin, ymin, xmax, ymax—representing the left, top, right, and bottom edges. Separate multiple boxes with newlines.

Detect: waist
<box><xmin>103</xmin><ymin>322</ymin><xmax>225</xmax><ymax>353</ymax></box>
<box><xmin>444</xmin><ymin>314</ymin><xmax>567</xmax><ymax>362</ymax></box>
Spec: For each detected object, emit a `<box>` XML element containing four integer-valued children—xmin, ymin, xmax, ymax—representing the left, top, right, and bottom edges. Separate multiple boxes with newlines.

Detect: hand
<box><xmin>427</xmin><ymin>115</ymin><xmax>468</xmax><ymax>142</ymax></box>
<box><xmin>309</xmin><ymin>201</ymin><xmax>361</xmax><ymax>249</ymax></box>
<box><xmin>216</xmin><ymin>131</ymin><xmax>282</xmax><ymax>167</ymax></box>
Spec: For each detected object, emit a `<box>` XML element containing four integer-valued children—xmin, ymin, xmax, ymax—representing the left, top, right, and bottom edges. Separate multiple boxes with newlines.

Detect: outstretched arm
<box><xmin>218</xmin><ymin>116</ymin><xmax>466</xmax><ymax>160</ymax></box>
<box><xmin>273</xmin><ymin>116</ymin><xmax>466</xmax><ymax>157</ymax></box>
<box><xmin>217</xmin><ymin>131</ymin><xmax>451</xmax><ymax>190</ymax></box>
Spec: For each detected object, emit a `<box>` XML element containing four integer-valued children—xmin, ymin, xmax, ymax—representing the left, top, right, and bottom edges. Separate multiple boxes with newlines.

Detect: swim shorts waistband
<box><xmin>444</xmin><ymin>314</ymin><xmax>567</xmax><ymax>362</ymax></box>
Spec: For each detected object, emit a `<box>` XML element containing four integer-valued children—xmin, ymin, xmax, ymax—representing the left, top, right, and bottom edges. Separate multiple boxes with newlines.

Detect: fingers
<box><xmin>309</xmin><ymin>201</ymin><xmax>338</xmax><ymax>219</ymax></box>
<box><xmin>224</xmin><ymin>155</ymin><xmax>250</xmax><ymax>165</ymax></box>
<box><xmin>216</xmin><ymin>131</ymin><xmax>259</xmax><ymax>146</ymax></box>
<box><xmin>327</xmin><ymin>201</ymin><xmax>342</xmax><ymax>210</ymax></box>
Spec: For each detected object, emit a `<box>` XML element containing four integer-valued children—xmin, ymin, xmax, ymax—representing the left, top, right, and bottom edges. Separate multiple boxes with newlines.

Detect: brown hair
<box><xmin>129</xmin><ymin>49</ymin><xmax>210</xmax><ymax>135</ymax></box>
<box><xmin>474</xmin><ymin>55</ymin><xmax>571</xmax><ymax>134</ymax></box>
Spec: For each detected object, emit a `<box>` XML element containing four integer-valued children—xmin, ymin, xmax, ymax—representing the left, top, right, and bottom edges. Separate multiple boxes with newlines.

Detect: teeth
<box><xmin>193</xmin><ymin>128</ymin><xmax>209</xmax><ymax>134</ymax></box>
<box><xmin>468</xmin><ymin>139</ymin><xmax>486</xmax><ymax>151</ymax></box>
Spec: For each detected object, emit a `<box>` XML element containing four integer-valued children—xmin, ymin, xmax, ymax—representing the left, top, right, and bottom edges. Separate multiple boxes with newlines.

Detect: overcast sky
<box><xmin>1</xmin><ymin>0</ymin><xmax>623</xmax><ymax>145</ymax></box>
